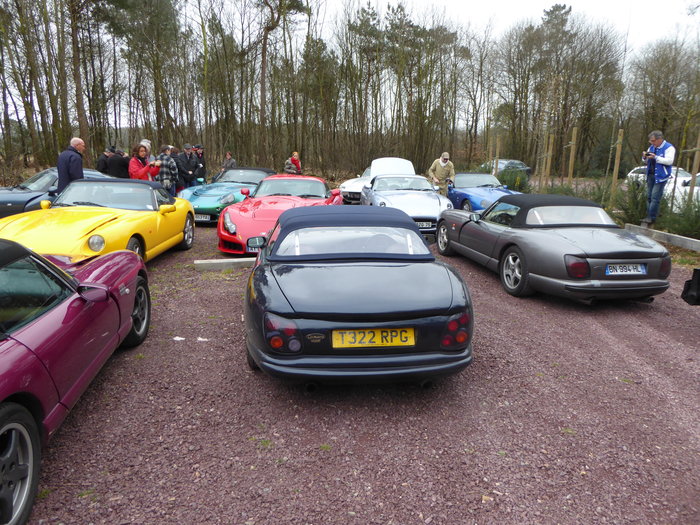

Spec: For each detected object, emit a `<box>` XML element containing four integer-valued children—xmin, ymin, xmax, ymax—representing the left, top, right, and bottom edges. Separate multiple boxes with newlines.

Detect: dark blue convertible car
<box><xmin>447</xmin><ymin>172</ymin><xmax>519</xmax><ymax>211</ymax></box>
<box><xmin>243</xmin><ymin>206</ymin><xmax>475</xmax><ymax>387</ymax></box>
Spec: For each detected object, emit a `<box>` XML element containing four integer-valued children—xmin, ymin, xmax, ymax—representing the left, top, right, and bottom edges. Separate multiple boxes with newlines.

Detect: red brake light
<box><xmin>441</xmin><ymin>311</ymin><xmax>472</xmax><ymax>350</ymax></box>
<box><xmin>565</xmin><ymin>255</ymin><xmax>590</xmax><ymax>279</ymax></box>
<box><xmin>447</xmin><ymin>320</ymin><xmax>458</xmax><ymax>332</ymax></box>
<box><xmin>659</xmin><ymin>256</ymin><xmax>671</xmax><ymax>278</ymax></box>
<box><xmin>263</xmin><ymin>313</ymin><xmax>301</xmax><ymax>353</ymax></box>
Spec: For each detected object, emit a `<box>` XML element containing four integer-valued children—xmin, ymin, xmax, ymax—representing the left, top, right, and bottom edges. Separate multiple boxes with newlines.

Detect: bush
<box><xmin>498</xmin><ymin>169</ymin><xmax>531</xmax><ymax>193</ymax></box>
<box><xmin>657</xmin><ymin>194</ymin><xmax>700</xmax><ymax>239</ymax></box>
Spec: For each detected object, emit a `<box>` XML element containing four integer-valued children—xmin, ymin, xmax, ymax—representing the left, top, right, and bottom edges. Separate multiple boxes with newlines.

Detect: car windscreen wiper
<box><xmin>264</xmin><ymin>193</ymin><xmax>292</xmax><ymax>196</ymax></box>
<box><xmin>297</xmin><ymin>194</ymin><xmax>324</xmax><ymax>198</ymax></box>
<box><xmin>71</xmin><ymin>201</ymin><xmax>106</xmax><ymax>207</ymax></box>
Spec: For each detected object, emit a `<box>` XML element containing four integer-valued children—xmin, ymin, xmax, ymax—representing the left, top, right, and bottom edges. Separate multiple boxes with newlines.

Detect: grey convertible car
<box><xmin>360</xmin><ymin>174</ymin><xmax>453</xmax><ymax>235</ymax></box>
<box><xmin>437</xmin><ymin>194</ymin><xmax>671</xmax><ymax>304</ymax></box>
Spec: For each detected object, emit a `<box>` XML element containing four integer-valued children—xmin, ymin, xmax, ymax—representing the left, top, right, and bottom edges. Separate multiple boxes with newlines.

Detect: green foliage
<box><xmin>613</xmin><ymin>181</ymin><xmax>648</xmax><ymax>225</ymax></box>
<box><xmin>498</xmin><ymin>170</ymin><xmax>531</xmax><ymax>193</ymax></box>
<box><xmin>657</xmin><ymin>195</ymin><xmax>700</xmax><ymax>239</ymax></box>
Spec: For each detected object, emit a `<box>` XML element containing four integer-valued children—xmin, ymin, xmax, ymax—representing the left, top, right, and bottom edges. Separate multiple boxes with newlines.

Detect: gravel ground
<box><xmin>29</xmin><ymin>226</ymin><xmax>699</xmax><ymax>524</ymax></box>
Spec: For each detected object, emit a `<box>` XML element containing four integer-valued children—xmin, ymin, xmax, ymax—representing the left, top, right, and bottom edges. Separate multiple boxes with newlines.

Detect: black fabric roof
<box><xmin>0</xmin><ymin>239</ymin><xmax>32</xmax><ymax>266</ymax></box>
<box><xmin>267</xmin><ymin>206</ymin><xmax>434</xmax><ymax>262</ymax></box>
<box><xmin>494</xmin><ymin>194</ymin><xmax>604</xmax><ymax>228</ymax></box>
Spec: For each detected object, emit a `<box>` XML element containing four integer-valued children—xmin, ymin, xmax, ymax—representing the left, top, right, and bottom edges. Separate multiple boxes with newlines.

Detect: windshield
<box><xmin>274</xmin><ymin>226</ymin><xmax>431</xmax><ymax>257</ymax></box>
<box><xmin>18</xmin><ymin>170</ymin><xmax>56</xmax><ymax>191</ymax></box>
<box><xmin>526</xmin><ymin>206</ymin><xmax>617</xmax><ymax>226</ymax></box>
<box><xmin>53</xmin><ymin>182</ymin><xmax>155</xmax><ymax>211</ymax></box>
<box><xmin>373</xmin><ymin>176</ymin><xmax>432</xmax><ymax>191</ymax></box>
<box><xmin>254</xmin><ymin>179</ymin><xmax>328</xmax><ymax>198</ymax></box>
<box><xmin>217</xmin><ymin>169</ymin><xmax>268</xmax><ymax>185</ymax></box>
<box><xmin>454</xmin><ymin>173</ymin><xmax>501</xmax><ymax>188</ymax></box>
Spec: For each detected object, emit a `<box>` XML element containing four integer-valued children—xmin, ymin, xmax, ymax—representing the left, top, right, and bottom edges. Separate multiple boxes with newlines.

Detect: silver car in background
<box><xmin>360</xmin><ymin>174</ymin><xmax>453</xmax><ymax>236</ymax></box>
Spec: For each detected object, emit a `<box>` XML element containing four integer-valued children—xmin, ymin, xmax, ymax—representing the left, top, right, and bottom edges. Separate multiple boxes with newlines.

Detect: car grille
<box><xmin>413</xmin><ymin>218</ymin><xmax>436</xmax><ymax>230</ymax></box>
<box><xmin>221</xmin><ymin>240</ymin><xmax>244</xmax><ymax>252</ymax></box>
<box><xmin>343</xmin><ymin>192</ymin><xmax>361</xmax><ymax>200</ymax></box>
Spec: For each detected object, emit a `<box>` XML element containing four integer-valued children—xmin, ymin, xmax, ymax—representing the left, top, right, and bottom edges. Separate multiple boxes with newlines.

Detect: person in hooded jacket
<box><xmin>129</xmin><ymin>143</ymin><xmax>160</xmax><ymax>181</ymax></box>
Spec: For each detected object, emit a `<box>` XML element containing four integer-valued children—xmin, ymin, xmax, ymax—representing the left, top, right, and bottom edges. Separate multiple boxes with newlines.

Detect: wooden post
<box><xmin>567</xmin><ymin>126</ymin><xmax>578</xmax><ymax>185</ymax></box>
<box><xmin>542</xmin><ymin>133</ymin><xmax>554</xmax><ymax>185</ymax></box>
<box><xmin>494</xmin><ymin>136</ymin><xmax>501</xmax><ymax>177</ymax></box>
<box><xmin>689</xmin><ymin>132</ymin><xmax>700</xmax><ymax>202</ymax></box>
<box><xmin>610</xmin><ymin>128</ymin><xmax>624</xmax><ymax>206</ymax></box>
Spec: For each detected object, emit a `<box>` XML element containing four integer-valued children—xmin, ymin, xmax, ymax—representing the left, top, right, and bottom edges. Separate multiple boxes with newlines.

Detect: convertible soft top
<box><xmin>268</xmin><ymin>206</ymin><xmax>434</xmax><ymax>262</ymax></box>
<box><xmin>0</xmin><ymin>238</ymin><xmax>31</xmax><ymax>266</ymax></box>
<box><xmin>494</xmin><ymin>194</ymin><xmax>605</xmax><ymax>228</ymax></box>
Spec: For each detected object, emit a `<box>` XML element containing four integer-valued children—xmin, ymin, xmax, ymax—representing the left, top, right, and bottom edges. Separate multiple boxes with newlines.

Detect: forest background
<box><xmin>0</xmin><ymin>0</ymin><xmax>698</xmax><ymax>182</ymax></box>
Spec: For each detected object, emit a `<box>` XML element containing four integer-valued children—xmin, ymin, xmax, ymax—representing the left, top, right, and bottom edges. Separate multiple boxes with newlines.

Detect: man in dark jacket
<box><xmin>57</xmin><ymin>137</ymin><xmax>86</xmax><ymax>193</ymax></box>
<box><xmin>107</xmin><ymin>149</ymin><xmax>130</xmax><ymax>178</ymax></box>
<box><xmin>96</xmin><ymin>146</ymin><xmax>114</xmax><ymax>174</ymax></box>
<box><xmin>178</xmin><ymin>143</ymin><xmax>198</xmax><ymax>188</ymax></box>
<box><xmin>193</xmin><ymin>144</ymin><xmax>206</xmax><ymax>183</ymax></box>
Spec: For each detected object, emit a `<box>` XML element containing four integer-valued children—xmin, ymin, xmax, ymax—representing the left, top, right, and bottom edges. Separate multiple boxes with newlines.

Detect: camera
<box><xmin>643</xmin><ymin>151</ymin><xmax>652</xmax><ymax>158</ymax></box>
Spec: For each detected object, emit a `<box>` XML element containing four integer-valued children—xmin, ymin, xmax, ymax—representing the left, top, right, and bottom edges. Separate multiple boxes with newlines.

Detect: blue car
<box><xmin>447</xmin><ymin>172</ymin><xmax>520</xmax><ymax>212</ymax></box>
<box><xmin>178</xmin><ymin>167</ymin><xmax>274</xmax><ymax>224</ymax></box>
<box><xmin>0</xmin><ymin>168</ymin><xmax>110</xmax><ymax>219</ymax></box>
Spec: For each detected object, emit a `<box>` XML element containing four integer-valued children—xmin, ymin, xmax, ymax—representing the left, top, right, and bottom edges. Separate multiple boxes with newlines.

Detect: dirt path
<box><xmin>29</xmin><ymin>226</ymin><xmax>699</xmax><ymax>524</ymax></box>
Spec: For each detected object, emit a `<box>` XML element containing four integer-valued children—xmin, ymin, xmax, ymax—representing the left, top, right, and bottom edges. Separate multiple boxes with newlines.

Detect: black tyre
<box><xmin>461</xmin><ymin>200</ymin><xmax>472</xmax><ymax>211</ymax></box>
<box><xmin>246</xmin><ymin>349</ymin><xmax>260</xmax><ymax>371</ymax></box>
<box><xmin>120</xmin><ymin>276</ymin><xmax>151</xmax><ymax>348</ymax></box>
<box><xmin>177</xmin><ymin>215</ymin><xmax>194</xmax><ymax>250</ymax></box>
<box><xmin>0</xmin><ymin>403</ymin><xmax>41</xmax><ymax>525</ymax></box>
<box><xmin>436</xmin><ymin>221</ymin><xmax>454</xmax><ymax>256</ymax></box>
<box><xmin>126</xmin><ymin>236</ymin><xmax>144</xmax><ymax>258</ymax></box>
<box><xmin>499</xmin><ymin>246</ymin><xmax>533</xmax><ymax>296</ymax></box>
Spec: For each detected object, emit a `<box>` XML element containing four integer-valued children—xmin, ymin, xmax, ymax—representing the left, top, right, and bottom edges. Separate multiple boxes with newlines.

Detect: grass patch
<box><xmin>319</xmin><ymin>443</ymin><xmax>332</xmax><ymax>451</ymax></box>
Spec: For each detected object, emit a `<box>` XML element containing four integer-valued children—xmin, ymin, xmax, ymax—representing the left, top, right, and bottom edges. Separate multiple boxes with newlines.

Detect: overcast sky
<box><xmin>325</xmin><ymin>0</ymin><xmax>699</xmax><ymax>53</ymax></box>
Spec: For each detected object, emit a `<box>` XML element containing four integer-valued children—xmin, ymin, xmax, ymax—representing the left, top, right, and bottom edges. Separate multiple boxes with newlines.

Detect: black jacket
<box><xmin>178</xmin><ymin>152</ymin><xmax>198</xmax><ymax>183</ymax></box>
<box><xmin>107</xmin><ymin>154</ymin><xmax>130</xmax><ymax>178</ymax></box>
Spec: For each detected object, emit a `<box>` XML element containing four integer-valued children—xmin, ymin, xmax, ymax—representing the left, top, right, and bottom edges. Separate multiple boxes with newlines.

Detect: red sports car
<box><xmin>0</xmin><ymin>239</ymin><xmax>150</xmax><ymax>524</ymax></box>
<box><xmin>217</xmin><ymin>174</ymin><xmax>342</xmax><ymax>255</ymax></box>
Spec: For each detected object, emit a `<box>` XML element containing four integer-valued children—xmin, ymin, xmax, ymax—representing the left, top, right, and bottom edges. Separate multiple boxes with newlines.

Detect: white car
<box><xmin>667</xmin><ymin>175</ymin><xmax>700</xmax><ymax>211</ymax></box>
<box><xmin>339</xmin><ymin>157</ymin><xmax>415</xmax><ymax>204</ymax></box>
<box><xmin>626</xmin><ymin>166</ymin><xmax>692</xmax><ymax>187</ymax></box>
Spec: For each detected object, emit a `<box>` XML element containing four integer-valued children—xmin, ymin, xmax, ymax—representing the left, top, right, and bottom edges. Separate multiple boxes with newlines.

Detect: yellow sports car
<box><xmin>0</xmin><ymin>179</ymin><xmax>195</xmax><ymax>262</ymax></box>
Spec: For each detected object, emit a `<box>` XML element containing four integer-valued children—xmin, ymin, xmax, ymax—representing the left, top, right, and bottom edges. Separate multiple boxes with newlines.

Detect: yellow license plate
<box><xmin>332</xmin><ymin>328</ymin><xmax>415</xmax><ymax>348</ymax></box>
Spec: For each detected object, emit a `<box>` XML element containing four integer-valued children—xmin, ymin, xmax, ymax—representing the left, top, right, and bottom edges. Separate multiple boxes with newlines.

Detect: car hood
<box><xmin>379</xmin><ymin>191</ymin><xmax>448</xmax><ymax>216</ymax></box>
<box><xmin>272</xmin><ymin>262</ymin><xmax>454</xmax><ymax>316</ymax></box>
<box><xmin>229</xmin><ymin>196</ymin><xmax>329</xmax><ymax>236</ymax></box>
<box><xmin>339</xmin><ymin>177</ymin><xmax>368</xmax><ymax>192</ymax></box>
<box><xmin>189</xmin><ymin>183</ymin><xmax>252</xmax><ymax>199</ymax></box>
<box><xmin>0</xmin><ymin>188</ymin><xmax>46</xmax><ymax>215</ymax></box>
<box><xmin>546</xmin><ymin>227</ymin><xmax>667</xmax><ymax>257</ymax></box>
<box><xmin>0</xmin><ymin>207</ymin><xmax>139</xmax><ymax>256</ymax></box>
<box><xmin>457</xmin><ymin>186</ymin><xmax>516</xmax><ymax>199</ymax></box>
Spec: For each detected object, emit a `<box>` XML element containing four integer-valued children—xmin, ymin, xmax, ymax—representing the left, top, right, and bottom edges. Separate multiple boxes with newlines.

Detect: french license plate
<box><xmin>416</xmin><ymin>221</ymin><xmax>432</xmax><ymax>228</ymax></box>
<box><xmin>606</xmin><ymin>263</ymin><xmax>647</xmax><ymax>275</ymax></box>
<box><xmin>332</xmin><ymin>328</ymin><xmax>415</xmax><ymax>348</ymax></box>
<box><xmin>194</xmin><ymin>214</ymin><xmax>210</xmax><ymax>222</ymax></box>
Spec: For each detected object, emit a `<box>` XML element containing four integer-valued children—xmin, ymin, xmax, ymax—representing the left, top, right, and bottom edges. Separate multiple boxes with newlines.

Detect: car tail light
<box><xmin>659</xmin><ymin>255</ymin><xmax>671</xmax><ymax>279</ymax></box>
<box><xmin>263</xmin><ymin>313</ymin><xmax>301</xmax><ymax>353</ymax></box>
<box><xmin>441</xmin><ymin>311</ymin><xmax>470</xmax><ymax>350</ymax></box>
<box><xmin>565</xmin><ymin>255</ymin><xmax>590</xmax><ymax>279</ymax></box>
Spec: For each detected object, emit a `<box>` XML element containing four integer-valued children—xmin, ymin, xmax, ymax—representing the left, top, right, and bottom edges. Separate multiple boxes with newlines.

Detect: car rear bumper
<box><xmin>530</xmin><ymin>274</ymin><xmax>670</xmax><ymax>301</ymax></box>
<box><xmin>247</xmin><ymin>342</ymin><xmax>473</xmax><ymax>384</ymax></box>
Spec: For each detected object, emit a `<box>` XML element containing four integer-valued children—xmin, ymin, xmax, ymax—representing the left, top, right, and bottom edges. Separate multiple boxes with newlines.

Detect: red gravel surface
<box><xmin>29</xmin><ymin>226</ymin><xmax>699</xmax><ymax>524</ymax></box>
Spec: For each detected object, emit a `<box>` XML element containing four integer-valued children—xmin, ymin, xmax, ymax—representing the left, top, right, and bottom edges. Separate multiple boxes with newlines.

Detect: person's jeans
<box><xmin>646</xmin><ymin>173</ymin><xmax>667</xmax><ymax>221</ymax></box>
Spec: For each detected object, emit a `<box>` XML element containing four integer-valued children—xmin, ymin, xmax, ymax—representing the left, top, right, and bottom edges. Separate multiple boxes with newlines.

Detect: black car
<box><xmin>0</xmin><ymin>168</ymin><xmax>110</xmax><ymax>218</ymax></box>
<box><xmin>244</xmin><ymin>206</ymin><xmax>474</xmax><ymax>387</ymax></box>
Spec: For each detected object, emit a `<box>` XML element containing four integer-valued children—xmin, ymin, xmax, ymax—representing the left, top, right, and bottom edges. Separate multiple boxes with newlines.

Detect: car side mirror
<box><xmin>40</xmin><ymin>200</ymin><xmax>52</xmax><ymax>209</ymax></box>
<box><xmin>247</xmin><ymin>236</ymin><xmax>267</xmax><ymax>249</ymax></box>
<box><xmin>241</xmin><ymin>187</ymin><xmax>250</xmax><ymax>197</ymax></box>
<box><xmin>468</xmin><ymin>212</ymin><xmax>481</xmax><ymax>222</ymax></box>
<box><xmin>159</xmin><ymin>204</ymin><xmax>176</xmax><ymax>214</ymax></box>
<box><xmin>433</xmin><ymin>185</ymin><xmax>440</xmax><ymax>191</ymax></box>
<box><xmin>682</xmin><ymin>180</ymin><xmax>690</xmax><ymax>187</ymax></box>
<box><xmin>502</xmin><ymin>184</ymin><xmax>509</xmax><ymax>189</ymax></box>
<box><xmin>331</xmin><ymin>188</ymin><xmax>340</xmax><ymax>196</ymax></box>
<box><xmin>78</xmin><ymin>284</ymin><xmax>109</xmax><ymax>302</ymax></box>
<box><xmin>197</xmin><ymin>177</ymin><xmax>205</xmax><ymax>184</ymax></box>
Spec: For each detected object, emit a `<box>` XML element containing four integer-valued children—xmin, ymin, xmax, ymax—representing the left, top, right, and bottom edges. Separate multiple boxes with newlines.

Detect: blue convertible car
<box><xmin>447</xmin><ymin>172</ymin><xmax>519</xmax><ymax>212</ymax></box>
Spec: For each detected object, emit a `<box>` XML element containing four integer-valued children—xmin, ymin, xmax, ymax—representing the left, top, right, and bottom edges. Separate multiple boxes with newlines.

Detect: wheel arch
<box><xmin>128</xmin><ymin>233</ymin><xmax>147</xmax><ymax>252</ymax></box>
<box><xmin>2</xmin><ymin>393</ymin><xmax>46</xmax><ymax>442</ymax></box>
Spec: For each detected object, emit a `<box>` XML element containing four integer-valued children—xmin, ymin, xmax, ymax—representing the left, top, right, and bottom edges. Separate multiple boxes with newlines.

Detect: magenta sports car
<box><xmin>0</xmin><ymin>239</ymin><xmax>151</xmax><ymax>524</ymax></box>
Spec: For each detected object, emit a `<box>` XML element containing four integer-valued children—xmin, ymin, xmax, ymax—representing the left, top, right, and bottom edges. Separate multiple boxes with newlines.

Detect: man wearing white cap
<box><xmin>428</xmin><ymin>151</ymin><xmax>455</xmax><ymax>196</ymax></box>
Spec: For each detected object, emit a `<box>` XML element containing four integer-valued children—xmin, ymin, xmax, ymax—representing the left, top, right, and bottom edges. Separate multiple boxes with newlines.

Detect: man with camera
<box><xmin>642</xmin><ymin>130</ymin><xmax>675</xmax><ymax>225</ymax></box>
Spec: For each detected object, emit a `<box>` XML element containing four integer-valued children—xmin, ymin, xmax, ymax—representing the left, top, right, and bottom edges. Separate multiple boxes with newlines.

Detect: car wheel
<box><xmin>177</xmin><ymin>215</ymin><xmax>195</xmax><ymax>250</ymax></box>
<box><xmin>499</xmin><ymin>246</ymin><xmax>533</xmax><ymax>296</ymax></box>
<box><xmin>246</xmin><ymin>349</ymin><xmax>260</xmax><ymax>371</ymax></box>
<box><xmin>0</xmin><ymin>403</ymin><xmax>41</xmax><ymax>525</ymax></box>
<box><xmin>436</xmin><ymin>222</ymin><xmax>454</xmax><ymax>256</ymax></box>
<box><xmin>461</xmin><ymin>200</ymin><xmax>472</xmax><ymax>211</ymax></box>
<box><xmin>126</xmin><ymin>237</ymin><xmax>143</xmax><ymax>258</ymax></box>
<box><xmin>120</xmin><ymin>276</ymin><xmax>151</xmax><ymax>348</ymax></box>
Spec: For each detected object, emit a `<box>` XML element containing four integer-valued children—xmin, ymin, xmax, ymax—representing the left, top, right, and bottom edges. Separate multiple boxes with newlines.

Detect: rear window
<box><xmin>274</xmin><ymin>226</ymin><xmax>431</xmax><ymax>257</ymax></box>
<box><xmin>526</xmin><ymin>206</ymin><xmax>616</xmax><ymax>226</ymax></box>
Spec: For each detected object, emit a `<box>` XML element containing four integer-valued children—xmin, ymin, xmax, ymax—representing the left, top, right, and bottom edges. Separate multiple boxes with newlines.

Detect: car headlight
<box><xmin>446</xmin><ymin>202</ymin><xmax>453</xmax><ymax>209</ymax></box>
<box><xmin>88</xmin><ymin>235</ymin><xmax>105</xmax><ymax>252</ymax></box>
<box><xmin>379</xmin><ymin>201</ymin><xmax>386</xmax><ymax>207</ymax></box>
<box><xmin>224</xmin><ymin>213</ymin><xmax>237</xmax><ymax>234</ymax></box>
<box><xmin>220</xmin><ymin>193</ymin><xmax>236</xmax><ymax>206</ymax></box>
<box><xmin>339</xmin><ymin>183</ymin><xmax>347</xmax><ymax>191</ymax></box>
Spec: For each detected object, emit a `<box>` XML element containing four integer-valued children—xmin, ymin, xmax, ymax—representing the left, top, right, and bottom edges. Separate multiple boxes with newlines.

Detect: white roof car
<box><xmin>339</xmin><ymin>157</ymin><xmax>415</xmax><ymax>204</ymax></box>
<box><xmin>626</xmin><ymin>166</ymin><xmax>692</xmax><ymax>186</ymax></box>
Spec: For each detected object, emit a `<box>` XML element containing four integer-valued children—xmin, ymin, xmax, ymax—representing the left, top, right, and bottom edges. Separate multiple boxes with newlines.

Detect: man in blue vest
<box><xmin>642</xmin><ymin>130</ymin><xmax>675</xmax><ymax>224</ymax></box>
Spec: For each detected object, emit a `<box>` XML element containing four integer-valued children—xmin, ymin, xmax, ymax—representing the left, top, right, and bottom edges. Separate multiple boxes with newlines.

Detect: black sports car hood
<box><xmin>271</xmin><ymin>262</ymin><xmax>455</xmax><ymax>316</ymax></box>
